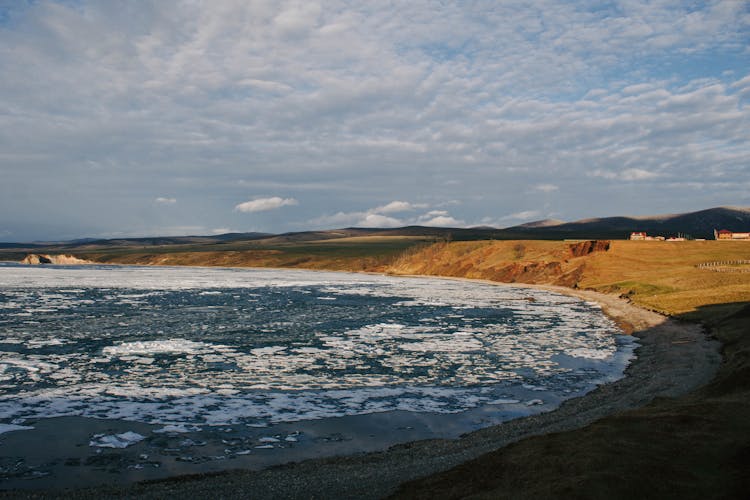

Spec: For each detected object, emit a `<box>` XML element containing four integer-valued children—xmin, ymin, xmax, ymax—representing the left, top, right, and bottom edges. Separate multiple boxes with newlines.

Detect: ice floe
<box><xmin>89</xmin><ymin>431</ymin><xmax>145</xmax><ymax>448</ymax></box>
<box><xmin>0</xmin><ymin>264</ymin><xmax>634</xmax><ymax>429</ymax></box>
<box><xmin>0</xmin><ymin>423</ymin><xmax>34</xmax><ymax>434</ymax></box>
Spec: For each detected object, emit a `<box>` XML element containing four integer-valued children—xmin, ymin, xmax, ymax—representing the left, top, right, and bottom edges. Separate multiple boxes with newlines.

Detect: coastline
<box><xmin>2</xmin><ymin>272</ymin><xmax>721</xmax><ymax>499</ymax></box>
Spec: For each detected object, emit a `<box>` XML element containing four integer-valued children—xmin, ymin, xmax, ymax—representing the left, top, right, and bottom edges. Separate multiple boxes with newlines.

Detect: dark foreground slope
<box><xmin>393</xmin><ymin>303</ymin><xmax>750</xmax><ymax>499</ymax></box>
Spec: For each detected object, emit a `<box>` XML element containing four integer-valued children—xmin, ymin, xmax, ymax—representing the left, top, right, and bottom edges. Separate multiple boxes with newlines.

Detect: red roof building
<box><xmin>715</xmin><ymin>229</ymin><xmax>750</xmax><ymax>240</ymax></box>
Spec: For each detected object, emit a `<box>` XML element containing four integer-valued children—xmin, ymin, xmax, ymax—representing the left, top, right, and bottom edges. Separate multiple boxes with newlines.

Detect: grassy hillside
<box><xmin>78</xmin><ymin>236</ymin><xmax>431</xmax><ymax>272</ymax></box>
<box><xmin>388</xmin><ymin>240</ymin><xmax>750</xmax><ymax>315</ymax></box>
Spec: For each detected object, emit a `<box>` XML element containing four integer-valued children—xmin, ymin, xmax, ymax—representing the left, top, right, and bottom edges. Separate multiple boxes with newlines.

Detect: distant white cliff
<box><xmin>20</xmin><ymin>254</ymin><xmax>92</xmax><ymax>265</ymax></box>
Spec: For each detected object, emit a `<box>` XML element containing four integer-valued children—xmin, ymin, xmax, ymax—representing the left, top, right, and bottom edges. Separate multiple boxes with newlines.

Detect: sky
<box><xmin>0</xmin><ymin>0</ymin><xmax>749</xmax><ymax>241</ymax></box>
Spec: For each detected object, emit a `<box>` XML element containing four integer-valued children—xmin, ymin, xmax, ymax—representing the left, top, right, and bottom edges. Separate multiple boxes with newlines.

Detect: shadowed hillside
<box><xmin>505</xmin><ymin>206</ymin><xmax>750</xmax><ymax>240</ymax></box>
<box><xmin>392</xmin><ymin>302</ymin><xmax>750</xmax><ymax>499</ymax></box>
<box><xmin>3</xmin><ymin>207</ymin><xmax>749</xmax><ymax>258</ymax></box>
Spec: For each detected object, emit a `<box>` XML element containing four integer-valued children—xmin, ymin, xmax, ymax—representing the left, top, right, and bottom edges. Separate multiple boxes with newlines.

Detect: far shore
<box><xmin>0</xmin><ymin>265</ymin><xmax>722</xmax><ymax>499</ymax></box>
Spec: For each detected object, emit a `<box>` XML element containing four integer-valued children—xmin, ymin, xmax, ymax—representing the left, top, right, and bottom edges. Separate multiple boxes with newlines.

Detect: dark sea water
<box><xmin>0</xmin><ymin>264</ymin><xmax>635</xmax><ymax>487</ymax></box>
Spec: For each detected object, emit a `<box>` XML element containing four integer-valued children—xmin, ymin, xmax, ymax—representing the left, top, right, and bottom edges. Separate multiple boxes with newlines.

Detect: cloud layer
<box><xmin>310</xmin><ymin>201</ymin><xmax>462</xmax><ymax>228</ymax></box>
<box><xmin>0</xmin><ymin>1</ymin><xmax>748</xmax><ymax>240</ymax></box>
<box><xmin>235</xmin><ymin>197</ymin><xmax>299</xmax><ymax>213</ymax></box>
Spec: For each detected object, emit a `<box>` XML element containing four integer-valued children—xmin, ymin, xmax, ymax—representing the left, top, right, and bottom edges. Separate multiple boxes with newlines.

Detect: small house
<box><xmin>715</xmin><ymin>229</ymin><xmax>750</xmax><ymax>240</ymax></box>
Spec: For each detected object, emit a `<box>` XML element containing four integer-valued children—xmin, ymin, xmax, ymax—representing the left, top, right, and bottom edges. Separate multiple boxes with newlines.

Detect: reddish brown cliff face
<box><xmin>385</xmin><ymin>240</ymin><xmax>611</xmax><ymax>289</ymax></box>
<box><xmin>567</xmin><ymin>240</ymin><xmax>611</xmax><ymax>257</ymax></box>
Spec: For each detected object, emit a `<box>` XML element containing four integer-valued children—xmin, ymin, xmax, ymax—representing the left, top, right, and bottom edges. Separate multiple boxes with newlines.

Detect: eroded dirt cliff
<box><xmin>386</xmin><ymin>240</ymin><xmax>610</xmax><ymax>288</ymax></box>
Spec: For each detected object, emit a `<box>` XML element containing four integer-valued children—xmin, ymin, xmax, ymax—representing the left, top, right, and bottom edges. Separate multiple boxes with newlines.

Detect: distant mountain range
<box><xmin>504</xmin><ymin>206</ymin><xmax>750</xmax><ymax>240</ymax></box>
<box><xmin>1</xmin><ymin>207</ymin><xmax>749</xmax><ymax>250</ymax></box>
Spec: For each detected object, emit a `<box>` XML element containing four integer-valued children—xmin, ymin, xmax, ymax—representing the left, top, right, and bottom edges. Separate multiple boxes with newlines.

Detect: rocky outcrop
<box><xmin>568</xmin><ymin>240</ymin><xmax>611</xmax><ymax>257</ymax></box>
<box><xmin>484</xmin><ymin>261</ymin><xmax>564</xmax><ymax>283</ymax></box>
<box><xmin>20</xmin><ymin>254</ymin><xmax>52</xmax><ymax>265</ymax></box>
<box><xmin>21</xmin><ymin>254</ymin><xmax>92</xmax><ymax>265</ymax></box>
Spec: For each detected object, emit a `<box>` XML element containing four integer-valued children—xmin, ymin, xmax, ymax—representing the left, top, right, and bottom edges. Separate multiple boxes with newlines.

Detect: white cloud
<box><xmin>358</xmin><ymin>213</ymin><xmax>403</xmax><ymax>227</ymax></box>
<box><xmin>309</xmin><ymin>211</ymin><xmax>363</xmax><ymax>227</ymax></box>
<box><xmin>309</xmin><ymin>199</ymin><xmax>421</xmax><ymax>228</ymax></box>
<box><xmin>309</xmin><ymin>203</ymin><xmax>468</xmax><ymax>228</ymax></box>
<box><xmin>416</xmin><ymin>210</ymin><xmax>464</xmax><ymax>227</ymax></box>
<box><xmin>533</xmin><ymin>184</ymin><xmax>559</xmax><ymax>193</ymax></box>
<box><xmin>621</xmin><ymin>83</ymin><xmax>658</xmax><ymax>95</ymax></box>
<box><xmin>234</xmin><ymin>197</ymin><xmax>298</xmax><ymax>213</ymax></box>
<box><xmin>591</xmin><ymin>168</ymin><xmax>660</xmax><ymax>181</ymax></box>
<box><xmin>373</xmin><ymin>201</ymin><xmax>427</xmax><ymax>214</ymax></box>
<box><xmin>420</xmin><ymin>215</ymin><xmax>462</xmax><ymax>227</ymax></box>
<box><xmin>501</xmin><ymin>210</ymin><xmax>542</xmax><ymax>221</ymax></box>
<box><xmin>731</xmin><ymin>74</ymin><xmax>750</xmax><ymax>89</ymax></box>
<box><xmin>621</xmin><ymin>169</ymin><xmax>660</xmax><ymax>181</ymax></box>
<box><xmin>155</xmin><ymin>197</ymin><xmax>177</xmax><ymax>205</ymax></box>
<box><xmin>238</xmin><ymin>79</ymin><xmax>293</xmax><ymax>94</ymax></box>
<box><xmin>309</xmin><ymin>210</ymin><xmax>404</xmax><ymax>228</ymax></box>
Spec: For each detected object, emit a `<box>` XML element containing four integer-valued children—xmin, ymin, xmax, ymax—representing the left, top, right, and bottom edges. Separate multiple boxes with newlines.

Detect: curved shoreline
<box><xmin>28</xmin><ymin>276</ymin><xmax>721</xmax><ymax>499</ymax></box>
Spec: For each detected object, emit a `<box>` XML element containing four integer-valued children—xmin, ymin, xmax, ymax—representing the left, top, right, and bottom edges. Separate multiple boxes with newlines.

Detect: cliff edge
<box><xmin>20</xmin><ymin>254</ymin><xmax>92</xmax><ymax>265</ymax></box>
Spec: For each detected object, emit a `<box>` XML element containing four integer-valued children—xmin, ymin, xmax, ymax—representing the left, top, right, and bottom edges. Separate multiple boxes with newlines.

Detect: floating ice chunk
<box><xmin>399</xmin><ymin>336</ymin><xmax>483</xmax><ymax>353</ymax></box>
<box><xmin>251</xmin><ymin>346</ymin><xmax>287</xmax><ymax>356</ymax></box>
<box><xmin>284</xmin><ymin>436</ymin><xmax>298</xmax><ymax>442</ymax></box>
<box><xmin>202</xmin><ymin>354</ymin><xmax>225</xmax><ymax>363</ymax></box>
<box><xmin>522</xmin><ymin>384</ymin><xmax>548</xmax><ymax>391</ymax></box>
<box><xmin>90</xmin><ymin>431</ymin><xmax>145</xmax><ymax>448</ymax></box>
<box><xmin>0</xmin><ymin>358</ymin><xmax>57</xmax><ymax>373</ymax></box>
<box><xmin>295</xmin><ymin>347</ymin><xmax>325</xmax><ymax>354</ymax></box>
<box><xmin>525</xmin><ymin>399</ymin><xmax>544</xmax><ymax>406</ymax></box>
<box><xmin>0</xmin><ymin>423</ymin><xmax>34</xmax><ymax>434</ymax></box>
<box><xmin>132</xmin><ymin>357</ymin><xmax>155</xmax><ymax>365</ymax></box>
<box><xmin>258</xmin><ymin>436</ymin><xmax>280</xmax><ymax>443</ymax></box>
<box><xmin>568</xmin><ymin>348</ymin><xmax>613</xmax><ymax>360</ymax></box>
<box><xmin>27</xmin><ymin>338</ymin><xmax>67</xmax><ymax>348</ymax></box>
<box><xmin>255</xmin><ymin>444</ymin><xmax>274</xmax><ymax>449</ymax></box>
<box><xmin>103</xmin><ymin>339</ymin><xmax>210</xmax><ymax>357</ymax></box>
<box><xmin>180</xmin><ymin>438</ymin><xmax>206</xmax><ymax>447</ymax></box>
<box><xmin>235</xmin><ymin>450</ymin><xmax>252</xmax><ymax>455</ymax></box>
<box><xmin>488</xmin><ymin>398</ymin><xmax>521</xmax><ymax>405</ymax></box>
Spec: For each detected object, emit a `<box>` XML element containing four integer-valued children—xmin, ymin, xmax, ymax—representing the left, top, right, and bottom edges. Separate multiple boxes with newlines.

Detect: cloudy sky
<box><xmin>1</xmin><ymin>1</ymin><xmax>749</xmax><ymax>241</ymax></box>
